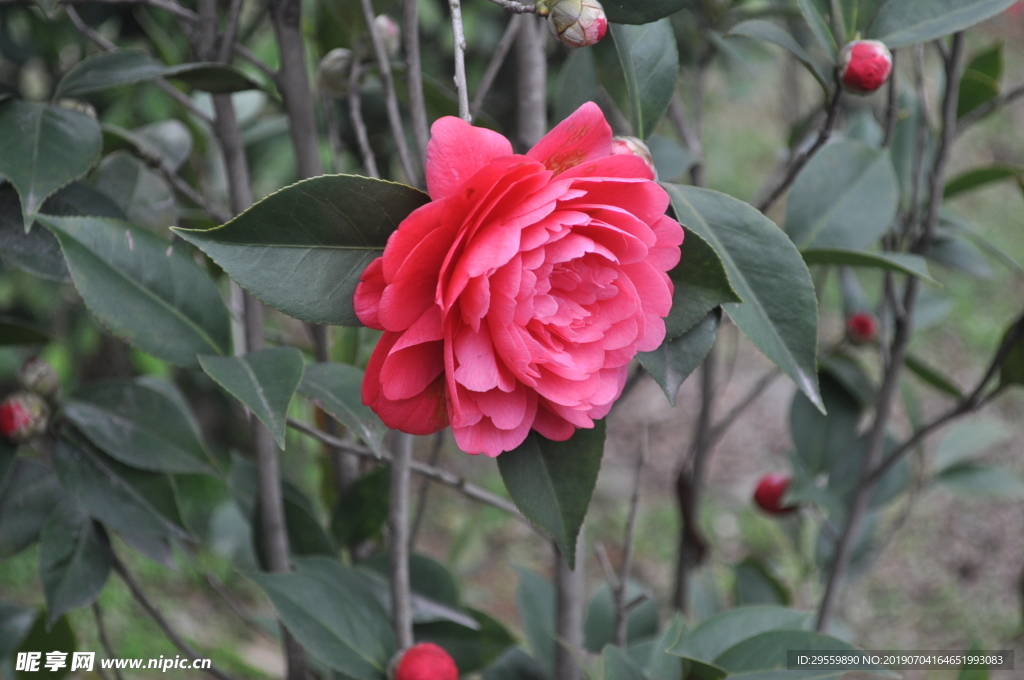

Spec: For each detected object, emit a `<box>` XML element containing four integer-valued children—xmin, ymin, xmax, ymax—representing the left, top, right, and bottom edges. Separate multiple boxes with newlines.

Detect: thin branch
<box><xmin>125</xmin><ymin>144</ymin><xmax>231</xmax><ymax>223</ymax></box>
<box><xmin>449</xmin><ymin>0</ymin><xmax>471</xmax><ymax>122</ymax></box>
<box><xmin>594</xmin><ymin>543</ymin><xmax>620</xmax><ymax>591</ymax></box>
<box><xmin>409</xmin><ymin>431</ymin><xmax>445</xmax><ymax>548</ymax></box>
<box><xmin>515</xmin><ymin>16</ymin><xmax>547</xmax><ymax>149</ymax></box>
<box><xmin>485</xmin><ymin>0</ymin><xmax>538</xmax><ymax>12</ymax></box>
<box><xmin>470</xmin><ymin>15</ymin><xmax>523</xmax><ymax>119</ymax></box>
<box><xmin>705</xmin><ymin>368</ymin><xmax>781</xmax><ymax>450</ymax></box>
<box><xmin>233</xmin><ymin>44</ymin><xmax>277</xmax><ymax>81</ymax></box>
<box><xmin>555</xmin><ymin>532</ymin><xmax>586</xmax><ymax>680</ymax></box>
<box><xmin>957</xmin><ymin>83</ymin><xmax>1024</xmax><ymax>133</ymax></box>
<box><xmin>359</xmin><ymin>0</ymin><xmax>419</xmax><ymax>184</ymax></box>
<box><xmin>404</xmin><ymin>0</ymin><xmax>430</xmax><ymax>166</ymax></box>
<box><xmin>91</xmin><ymin>603</ymin><xmax>122</xmax><ymax>680</ymax></box>
<box><xmin>50</xmin><ymin>0</ymin><xmax>201</xmax><ymax>24</ymax></box>
<box><xmin>216</xmin><ymin>0</ymin><xmax>245</xmax><ymax>64</ymax></box>
<box><xmin>614</xmin><ymin>435</ymin><xmax>646</xmax><ymax>647</ymax></box>
<box><xmin>881</xmin><ymin>51</ymin><xmax>899</xmax><ymax>148</ymax></box>
<box><xmin>389</xmin><ymin>433</ymin><xmax>415</xmax><ymax>650</ymax></box>
<box><xmin>348</xmin><ymin>59</ymin><xmax>381</xmax><ymax>178</ymax></box>
<box><xmin>112</xmin><ymin>555</ymin><xmax>244</xmax><ymax>680</ymax></box>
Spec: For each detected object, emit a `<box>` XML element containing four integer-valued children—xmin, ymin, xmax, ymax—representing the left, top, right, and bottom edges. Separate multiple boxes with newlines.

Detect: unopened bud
<box><xmin>17</xmin><ymin>357</ymin><xmax>60</xmax><ymax>399</ymax></box>
<box><xmin>610</xmin><ymin>136</ymin><xmax>656</xmax><ymax>177</ymax></box>
<box><xmin>846</xmin><ymin>312</ymin><xmax>878</xmax><ymax>345</ymax></box>
<box><xmin>374</xmin><ymin>15</ymin><xmax>401</xmax><ymax>58</ymax></box>
<box><xmin>839</xmin><ymin>40</ymin><xmax>893</xmax><ymax>95</ymax></box>
<box><xmin>317</xmin><ymin>48</ymin><xmax>354</xmax><ymax>98</ymax></box>
<box><xmin>0</xmin><ymin>392</ymin><xmax>50</xmax><ymax>443</ymax></box>
<box><xmin>548</xmin><ymin>0</ymin><xmax>607</xmax><ymax>48</ymax></box>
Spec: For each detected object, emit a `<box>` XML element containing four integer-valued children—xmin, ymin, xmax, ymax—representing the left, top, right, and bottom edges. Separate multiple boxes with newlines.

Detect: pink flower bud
<box><xmin>17</xmin><ymin>357</ymin><xmax>60</xmax><ymax>399</ymax></box>
<box><xmin>374</xmin><ymin>15</ymin><xmax>401</xmax><ymax>58</ymax></box>
<box><xmin>846</xmin><ymin>312</ymin><xmax>878</xmax><ymax>345</ymax></box>
<box><xmin>388</xmin><ymin>643</ymin><xmax>458</xmax><ymax>680</ymax></box>
<box><xmin>839</xmin><ymin>40</ymin><xmax>893</xmax><ymax>95</ymax></box>
<box><xmin>610</xmin><ymin>136</ymin><xmax>657</xmax><ymax>177</ymax></box>
<box><xmin>548</xmin><ymin>0</ymin><xmax>608</xmax><ymax>48</ymax></box>
<box><xmin>317</xmin><ymin>48</ymin><xmax>354</xmax><ymax>98</ymax></box>
<box><xmin>0</xmin><ymin>392</ymin><xmax>50</xmax><ymax>443</ymax></box>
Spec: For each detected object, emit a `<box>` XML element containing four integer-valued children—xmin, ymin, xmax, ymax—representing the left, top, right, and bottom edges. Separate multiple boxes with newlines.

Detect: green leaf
<box><xmin>53</xmin><ymin>49</ymin><xmax>261</xmax><ymax>99</ymax></box>
<box><xmin>497</xmin><ymin>423</ymin><xmax>606</xmax><ymax>568</ymax></box>
<box><xmin>904</xmin><ymin>352</ymin><xmax>964</xmax><ymax>398</ymax></box>
<box><xmin>92</xmin><ymin>151</ymin><xmax>176</xmax><ymax>230</ymax></box>
<box><xmin>665</xmin><ymin>184</ymin><xmax>823</xmax><ymax>411</ymax></box>
<box><xmin>298</xmin><ymin>363</ymin><xmax>387</xmax><ymax>455</ymax></box>
<box><xmin>933</xmin><ymin>420</ymin><xmax>1013</xmax><ymax>472</ymax></box>
<box><xmin>638</xmin><ymin>310</ymin><xmax>719</xmax><ymax>405</ymax></box>
<box><xmin>801</xmin><ymin>249</ymin><xmax>938</xmax><ymax>285</ymax></box>
<box><xmin>556</xmin><ymin>48</ymin><xmax>600</xmax><ymax>125</ymax></box>
<box><xmin>997</xmin><ymin>317</ymin><xmax>1024</xmax><ymax>388</ymax></box>
<box><xmin>39</xmin><ymin>501</ymin><xmax>111</xmax><ymax>624</ymax></box>
<box><xmin>515</xmin><ymin>569</ymin><xmax>555</xmax><ymax>676</ymax></box>
<box><xmin>0</xmin><ymin>460</ymin><xmax>63</xmax><ymax>558</ymax></box>
<box><xmin>926</xmin><ymin>231</ymin><xmax>993</xmax><ymax>279</ymax></box>
<box><xmin>249</xmin><ymin>557</ymin><xmax>396</xmax><ymax>680</ymax></box>
<box><xmin>0</xmin><ymin>101</ymin><xmax>102</xmax><ymax>230</ymax></box>
<box><xmin>584</xmin><ymin>582</ymin><xmax>659</xmax><ymax>653</ymax></box>
<box><xmin>714</xmin><ymin>629</ymin><xmax>895</xmax><ymax>677</ymax></box>
<box><xmin>63</xmin><ymin>380</ymin><xmax>213</xmax><ymax>474</ymax></box>
<box><xmin>331</xmin><ymin>465</ymin><xmax>389</xmax><ymax>548</ymax></box>
<box><xmin>415</xmin><ymin>610</ymin><xmax>516</xmax><ymax>674</ymax></box>
<box><xmin>0</xmin><ymin>604</ymin><xmax>36</xmax><ymax>659</ymax></box>
<box><xmin>944</xmin><ymin>165</ymin><xmax>1024</xmax><ymax>199</ymax></box>
<box><xmin>601</xmin><ymin>645</ymin><xmax>650</xmax><ymax>680</ymax></box>
<box><xmin>820</xmin><ymin>353</ymin><xmax>876</xmax><ymax>406</ymax></box>
<box><xmin>13</xmin><ymin>614</ymin><xmax>76</xmax><ymax>680</ymax></box>
<box><xmin>610</xmin><ymin>19</ymin><xmax>679</xmax><ymax>140</ymax></box>
<box><xmin>828</xmin><ymin>435</ymin><xmax>910</xmax><ymax>509</ymax></box>
<box><xmin>785</xmin><ymin>140</ymin><xmax>899</xmax><ymax>251</ymax></box>
<box><xmin>37</xmin><ymin>215</ymin><xmax>232</xmax><ymax>367</ymax></box>
<box><xmin>0</xmin><ymin>317</ymin><xmax>49</xmax><ymax>346</ymax></box>
<box><xmin>937</xmin><ymin>464</ymin><xmax>1024</xmax><ymax>498</ymax></box>
<box><xmin>646</xmin><ymin>615</ymin><xmax>686</xmax><ymax>680</ymax></box>
<box><xmin>0</xmin><ymin>439</ymin><xmax>14</xmax><ymax>491</ymax></box>
<box><xmin>795</xmin><ymin>0</ymin><xmax>838</xmax><ymax>62</ymax></box>
<box><xmin>734</xmin><ymin>557</ymin><xmax>790</xmax><ymax>606</ymax></box>
<box><xmin>173</xmin><ymin>175</ymin><xmax>429</xmax><ymax>327</ymax></box>
<box><xmin>482</xmin><ymin>648</ymin><xmax>549</xmax><ymax>680</ymax></box>
<box><xmin>103</xmin><ymin>120</ymin><xmax>193</xmax><ymax>173</ymax></box>
<box><xmin>199</xmin><ymin>348</ymin><xmax>305</xmax><ymax>450</ymax></box>
<box><xmin>53</xmin><ymin>437</ymin><xmax>190</xmax><ymax>541</ymax></box>
<box><xmin>256</xmin><ymin>483</ymin><xmax>337</xmax><ymax>561</ymax></box>
<box><xmin>668</xmin><ymin>606</ymin><xmax>811</xmax><ymax>661</ymax></box>
<box><xmin>664</xmin><ymin>222</ymin><xmax>742</xmax><ymax>341</ymax></box>
<box><xmin>958</xmin><ymin>71</ymin><xmax>1000</xmax><ymax>121</ymax></box>
<box><xmin>648</xmin><ymin>134</ymin><xmax>697</xmax><ymax>183</ymax></box>
<box><xmin>726</xmin><ymin>20</ymin><xmax>831</xmax><ymax>93</ymax></box>
<box><xmin>869</xmin><ymin>0</ymin><xmax>1019</xmax><ymax>48</ymax></box>
<box><xmin>601</xmin><ymin>0</ymin><xmax>693</xmax><ymax>25</ymax></box>
<box><xmin>791</xmin><ymin>372</ymin><xmax>864</xmax><ymax>474</ymax></box>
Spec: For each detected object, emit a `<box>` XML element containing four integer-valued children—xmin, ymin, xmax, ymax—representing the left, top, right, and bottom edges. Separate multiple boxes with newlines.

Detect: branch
<box><xmin>91</xmin><ymin>603</ymin><xmax>123</xmax><ymax>680</ymax></box>
<box><xmin>486</xmin><ymin>0</ymin><xmax>538</xmax><ymax>12</ymax></box>
<box><xmin>347</xmin><ymin>59</ymin><xmax>381</xmax><ymax>179</ymax></box>
<box><xmin>449</xmin><ymin>0</ymin><xmax>471</xmax><ymax>122</ymax></box>
<box><xmin>470</xmin><ymin>14</ymin><xmax>523</xmax><ymax>119</ymax></box>
<box><xmin>389</xmin><ymin>433</ymin><xmax>415</xmax><ymax>650</ymax></box>
<box><xmin>881</xmin><ymin>51</ymin><xmax>899</xmax><ymax>148</ymax></box>
<box><xmin>409</xmin><ymin>431</ymin><xmax>445</xmax><ymax>547</ymax></box>
<box><xmin>51</xmin><ymin>0</ymin><xmax>201</xmax><ymax>24</ymax></box>
<box><xmin>515</xmin><ymin>16</ymin><xmax>547</xmax><ymax>148</ymax></box>
<box><xmin>404</xmin><ymin>0</ymin><xmax>430</xmax><ymax>166</ymax></box>
<box><xmin>705</xmin><ymin>368</ymin><xmax>781</xmax><ymax>450</ymax></box>
<box><xmin>957</xmin><ymin>83</ymin><xmax>1024</xmax><ymax>134</ymax></box>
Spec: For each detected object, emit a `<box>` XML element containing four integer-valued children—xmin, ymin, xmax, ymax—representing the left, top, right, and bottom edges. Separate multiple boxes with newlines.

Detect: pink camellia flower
<box><xmin>354</xmin><ymin>103</ymin><xmax>683</xmax><ymax>456</ymax></box>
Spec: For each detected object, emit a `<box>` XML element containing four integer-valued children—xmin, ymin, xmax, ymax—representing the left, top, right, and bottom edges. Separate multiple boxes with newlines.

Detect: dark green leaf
<box><xmin>0</xmin><ymin>604</ymin><xmax>36</xmax><ymax>658</ymax></box>
<box><xmin>936</xmin><ymin>464</ymin><xmax>1024</xmax><ymax>498</ymax></box>
<box><xmin>726</xmin><ymin>20</ymin><xmax>830</xmax><ymax>93</ymax></box>
<box><xmin>669</xmin><ymin>227</ymin><xmax>742</xmax><ymax>315</ymax></box>
<box><xmin>249</xmin><ymin>557</ymin><xmax>396</xmax><ymax>679</ymax></box>
<box><xmin>734</xmin><ymin>557</ymin><xmax>790</xmax><ymax>606</ymax></box>
<box><xmin>173</xmin><ymin>175</ymin><xmax>429</xmax><ymax>327</ymax></box>
<box><xmin>828</xmin><ymin>435</ymin><xmax>910</xmax><ymax>509</ymax></box>
<box><xmin>360</xmin><ymin>554</ymin><xmax>478</xmax><ymax>628</ymax></box>
<box><xmin>103</xmin><ymin>120</ymin><xmax>193</xmax><ymax>173</ymax></box>
<box><xmin>945</xmin><ymin>165</ymin><xmax>1024</xmax><ymax>199</ymax></box>
<box><xmin>53</xmin><ymin>49</ymin><xmax>261</xmax><ymax>99</ymax></box>
<box><xmin>92</xmin><ymin>151</ymin><xmax>176</xmax><ymax>230</ymax></box>
<box><xmin>610</xmin><ymin>20</ymin><xmax>678</xmax><ymax>140</ymax></box>
<box><xmin>957</xmin><ymin>71</ymin><xmax>1000</xmax><ymax>121</ymax></box>
<box><xmin>601</xmin><ymin>0</ymin><xmax>692</xmax><ymax>25</ymax></box>
<box><xmin>63</xmin><ymin>380</ymin><xmax>213</xmax><ymax>474</ymax></box>
<box><xmin>646</xmin><ymin>615</ymin><xmax>685</xmax><ymax>680</ymax></box>
<box><xmin>714</xmin><ymin>629</ymin><xmax>895</xmax><ymax>677</ymax></box>
<box><xmin>0</xmin><ymin>439</ymin><xmax>14</xmax><ymax>490</ymax></box>
<box><xmin>416</xmin><ymin>609</ymin><xmax>516</xmax><ymax>674</ymax></box>
<box><xmin>998</xmin><ymin>317</ymin><xmax>1024</xmax><ymax>388</ymax></box>
<box><xmin>933</xmin><ymin>419</ymin><xmax>1013</xmax><ymax>472</ymax></box>
<box><xmin>601</xmin><ymin>645</ymin><xmax>649</xmax><ymax>680</ymax></box>
<box><xmin>904</xmin><ymin>352</ymin><xmax>964</xmax><ymax>398</ymax></box>
<box><xmin>638</xmin><ymin>310</ymin><xmax>719</xmax><ymax>405</ymax></box>
<box><xmin>53</xmin><ymin>437</ymin><xmax>190</xmax><ymax>540</ymax></box>
<box><xmin>801</xmin><ymin>248</ymin><xmax>938</xmax><ymax>285</ymax></box>
<box><xmin>869</xmin><ymin>0</ymin><xmax>1018</xmax><ymax>48</ymax></box>
<box><xmin>13</xmin><ymin>614</ymin><xmax>76</xmax><ymax>680</ymax></box>
<box><xmin>668</xmin><ymin>606</ymin><xmax>811</xmax><ymax>660</ymax></box>
<box><xmin>665</xmin><ymin>184</ymin><xmax>823</xmax><ymax>411</ymax></box>
<box><xmin>647</xmin><ymin>135</ymin><xmax>697</xmax><ymax>183</ymax></box>
<box><xmin>0</xmin><ymin>101</ymin><xmax>101</xmax><ymax>230</ymax></box>
<box><xmin>515</xmin><ymin>569</ymin><xmax>555</xmax><ymax>676</ymax></box>
<box><xmin>820</xmin><ymin>353</ymin><xmax>875</xmax><ymax>406</ymax></box>
<box><xmin>497</xmin><ymin>423</ymin><xmax>606</xmax><ymax>568</ymax></box>
<box><xmin>584</xmin><ymin>583</ymin><xmax>659</xmax><ymax>652</ymax></box>
<box><xmin>555</xmin><ymin>48</ymin><xmax>600</xmax><ymax>124</ymax></box>
<box><xmin>785</xmin><ymin>140</ymin><xmax>899</xmax><ymax>251</ymax></box>
<box><xmin>256</xmin><ymin>483</ymin><xmax>337</xmax><ymax>561</ymax></box>
<box><xmin>482</xmin><ymin>647</ymin><xmax>549</xmax><ymax>680</ymax></box>
<box><xmin>926</xmin><ymin>232</ymin><xmax>993</xmax><ymax>279</ymax></box>
<box><xmin>39</xmin><ymin>501</ymin><xmax>111</xmax><ymax>624</ymax></box>
<box><xmin>796</xmin><ymin>0</ymin><xmax>838</xmax><ymax>61</ymax></box>
<box><xmin>298</xmin><ymin>363</ymin><xmax>387</xmax><ymax>455</ymax></box>
<box><xmin>0</xmin><ymin>317</ymin><xmax>49</xmax><ymax>346</ymax></box>
<box><xmin>200</xmin><ymin>348</ymin><xmax>304</xmax><ymax>449</ymax></box>
<box><xmin>0</xmin><ymin>460</ymin><xmax>63</xmax><ymax>558</ymax></box>
<box><xmin>790</xmin><ymin>372</ymin><xmax>863</xmax><ymax>474</ymax></box>
<box><xmin>38</xmin><ymin>215</ymin><xmax>232</xmax><ymax>367</ymax></box>
<box><xmin>331</xmin><ymin>465</ymin><xmax>389</xmax><ymax>549</ymax></box>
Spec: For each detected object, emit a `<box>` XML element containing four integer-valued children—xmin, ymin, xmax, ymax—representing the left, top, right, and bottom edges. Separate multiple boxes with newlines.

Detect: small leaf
<box><xmin>53</xmin><ymin>49</ymin><xmax>261</xmax><ymax>99</ymax></box>
<box><xmin>0</xmin><ymin>100</ymin><xmax>102</xmax><ymax>230</ymax></box>
<box><xmin>39</xmin><ymin>501</ymin><xmax>111</xmax><ymax>624</ymax></box>
<box><xmin>997</xmin><ymin>317</ymin><xmax>1024</xmax><ymax>388</ymax></box>
<box><xmin>665</xmin><ymin>184</ymin><xmax>823</xmax><ymax>411</ymax></box>
<box><xmin>638</xmin><ymin>310</ymin><xmax>719</xmax><ymax>405</ymax></box>
<box><xmin>255</xmin><ymin>483</ymin><xmax>337</xmax><ymax>561</ymax></box>
<box><xmin>790</xmin><ymin>372</ymin><xmax>864</xmax><ymax>474</ymax></box>
<box><xmin>933</xmin><ymin>420</ymin><xmax>1013</xmax><ymax>472</ymax></box>
<box><xmin>945</xmin><ymin>165</ymin><xmax>1024</xmax><ymax>199</ymax></box>
<box><xmin>869</xmin><ymin>0</ymin><xmax>1018</xmax><ymax>48</ymax></box>
<box><xmin>727</xmin><ymin>20</ymin><xmax>831</xmax><ymax>93</ymax></box>
<box><xmin>796</xmin><ymin>0</ymin><xmax>838</xmax><ymax>61</ymax></box>
<box><xmin>0</xmin><ymin>459</ymin><xmax>64</xmax><ymax>558</ymax></box>
<box><xmin>249</xmin><ymin>557</ymin><xmax>396</xmax><ymax>679</ymax></box>
<box><xmin>497</xmin><ymin>423</ymin><xmax>606</xmax><ymax>568</ymax></box>
<box><xmin>38</xmin><ymin>214</ymin><xmax>232</xmax><ymax>367</ymax></box>
<box><xmin>200</xmin><ymin>348</ymin><xmax>305</xmax><ymax>450</ymax></box>
<box><xmin>601</xmin><ymin>0</ymin><xmax>693</xmax><ymax>25</ymax></box>
<box><xmin>482</xmin><ymin>648</ymin><xmax>549</xmax><ymax>680</ymax></box>
<box><xmin>937</xmin><ymin>465</ymin><xmax>1024</xmax><ymax>499</ymax></box>
<box><xmin>734</xmin><ymin>556</ymin><xmax>790</xmax><ymax>606</ymax></box>
<box><xmin>173</xmin><ymin>175</ymin><xmax>430</xmax><ymax>327</ymax></box>
<box><xmin>669</xmin><ymin>605</ymin><xmax>811</xmax><ymax>661</ymax></box>
<box><xmin>801</xmin><ymin>248</ymin><xmax>938</xmax><ymax>285</ymax></box>
<box><xmin>63</xmin><ymin>379</ymin><xmax>213</xmax><ymax>474</ymax></box>
<box><xmin>904</xmin><ymin>352</ymin><xmax>964</xmax><ymax>398</ymax></box>
<box><xmin>298</xmin><ymin>362</ymin><xmax>387</xmax><ymax>455</ymax></box>
<box><xmin>331</xmin><ymin>465</ymin><xmax>389</xmax><ymax>548</ymax></box>
<box><xmin>610</xmin><ymin>19</ymin><xmax>679</xmax><ymax>140</ymax></box>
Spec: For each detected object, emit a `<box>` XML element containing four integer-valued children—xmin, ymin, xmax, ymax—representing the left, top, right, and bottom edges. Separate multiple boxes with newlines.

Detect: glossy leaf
<box><xmin>173</xmin><ymin>175</ymin><xmax>429</xmax><ymax>326</ymax></box>
<box><xmin>53</xmin><ymin>49</ymin><xmax>261</xmax><ymax>99</ymax></box>
<box><xmin>38</xmin><ymin>215</ymin><xmax>232</xmax><ymax>367</ymax></box>
<box><xmin>200</xmin><ymin>348</ymin><xmax>305</xmax><ymax>450</ymax></box>
<box><xmin>785</xmin><ymin>140</ymin><xmax>899</xmax><ymax>251</ymax></box>
<box><xmin>926</xmin><ymin>231</ymin><xmax>993</xmax><ymax>279</ymax></box>
<box><xmin>584</xmin><ymin>583</ymin><xmax>659</xmax><ymax>652</ymax></box>
<box><xmin>497</xmin><ymin>423</ymin><xmax>606</xmax><ymax>568</ymax></box>
<box><xmin>669</xmin><ymin>605</ymin><xmax>811</xmax><ymax>661</ymax></box>
<box><xmin>53</xmin><ymin>437</ymin><xmax>190</xmax><ymax>540</ymax></box>
<box><xmin>63</xmin><ymin>380</ymin><xmax>213</xmax><ymax>474</ymax></box>
<box><xmin>791</xmin><ymin>372</ymin><xmax>863</xmax><ymax>474</ymax></box>
<box><xmin>646</xmin><ymin>615</ymin><xmax>686</xmax><ymax>680</ymax></box>
<box><xmin>714</xmin><ymin>629</ymin><xmax>894</xmax><ymax>676</ymax></box>
<box><xmin>801</xmin><ymin>248</ymin><xmax>938</xmax><ymax>285</ymax></box>
<box><xmin>796</xmin><ymin>0</ymin><xmax>838</xmax><ymax>61</ymax></box>
<box><xmin>933</xmin><ymin>420</ymin><xmax>1013</xmax><ymax>472</ymax></box>
<box><xmin>0</xmin><ymin>439</ymin><xmax>13</xmax><ymax>490</ymax></box>
<box><xmin>945</xmin><ymin>165</ymin><xmax>1024</xmax><ymax>199</ymax></box>
<box><xmin>516</xmin><ymin>569</ymin><xmax>555</xmax><ymax>676</ymax></box>
<box><xmin>820</xmin><ymin>353</ymin><xmax>876</xmax><ymax>407</ymax></box>
<box><xmin>39</xmin><ymin>501</ymin><xmax>111</xmax><ymax>624</ymax></box>
<box><xmin>0</xmin><ymin>100</ymin><xmax>101</xmax><ymax>229</ymax></box>
<box><xmin>639</xmin><ymin>310</ymin><xmax>719</xmax><ymax>405</ymax></box>
<box><xmin>734</xmin><ymin>557</ymin><xmax>790</xmax><ymax>606</ymax></box>
<box><xmin>601</xmin><ymin>0</ymin><xmax>692</xmax><ymax>25</ymax></box>
<box><xmin>331</xmin><ymin>465</ymin><xmax>389</xmax><ymax>548</ymax></box>
<box><xmin>869</xmin><ymin>0</ymin><xmax>1018</xmax><ymax>48</ymax></box>
<box><xmin>665</xmin><ymin>184</ymin><xmax>823</xmax><ymax>411</ymax></box>
<box><xmin>103</xmin><ymin>120</ymin><xmax>193</xmax><ymax>172</ymax></box>
<box><xmin>0</xmin><ymin>317</ymin><xmax>49</xmax><ymax>346</ymax></box>
<box><xmin>610</xmin><ymin>19</ymin><xmax>678</xmax><ymax>140</ymax></box>
<box><xmin>727</xmin><ymin>20</ymin><xmax>830</xmax><ymax>93</ymax></box>
<box><xmin>249</xmin><ymin>557</ymin><xmax>396</xmax><ymax>679</ymax></box>
<box><xmin>298</xmin><ymin>362</ymin><xmax>387</xmax><ymax>455</ymax></box>
<box><xmin>667</xmin><ymin>226</ymin><xmax>742</xmax><ymax>337</ymax></box>
<box><xmin>0</xmin><ymin>459</ymin><xmax>63</xmax><ymax>558</ymax></box>
<box><xmin>937</xmin><ymin>465</ymin><xmax>1024</xmax><ymax>498</ymax></box>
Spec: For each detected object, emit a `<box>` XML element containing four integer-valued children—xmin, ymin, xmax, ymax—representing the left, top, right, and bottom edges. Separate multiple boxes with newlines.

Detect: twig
<box><xmin>614</xmin><ymin>435</ymin><xmax>645</xmax><ymax>647</ymax></box>
<box><xmin>404</xmin><ymin>0</ymin><xmax>430</xmax><ymax>167</ymax></box>
<box><xmin>485</xmin><ymin>0</ymin><xmax>538</xmax><ymax>12</ymax></box>
<box><xmin>704</xmin><ymin>368</ymin><xmax>781</xmax><ymax>450</ymax></box>
<box><xmin>50</xmin><ymin>0</ymin><xmax>201</xmax><ymax>24</ymax></box>
<box><xmin>515</xmin><ymin>16</ymin><xmax>547</xmax><ymax>149</ymax></box>
<box><xmin>470</xmin><ymin>15</ymin><xmax>523</xmax><ymax>119</ymax></box>
<box><xmin>594</xmin><ymin>542</ymin><xmax>620</xmax><ymax>591</ymax></box>
<box><xmin>757</xmin><ymin>85</ymin><xmax>843</xmax><ymax>213</ymax></box>
<box><xmin>881</xmin><ymin>51</ymin><xmax>899</xmax><ymax>148</ymax></box>
<box><xmin>409</xmin><ymin>431</ymin><xmax>445</xmax><ymax>548</ymax></box>
<box><xmin>957</xmin><ymin>83</ymin><xmax>1024</xmax><ymax>133</ymax></box>
<box><xmin>92</xmin><ymin>603</ymin><xmax>122</xmax><ymax>680</ymax></box>
<box><xmin>449</xmin><ymin>0</ymin><xmax>471</xmax><ymax>122</ymax></box>
<box><xmin>216</xmin><ymin>0</ymin><xmax>245</xmax><ymax>63</ymax></box>
<box><xmin>348</xmin><ymin>59</ymin><xmax>381</xmax><ymax>179</ymax></box>
<box><xmin>124</xmin><ymin>142</ymin><xmax>231</xmax><ymax>223</ymax></box>
<box><xmin>202</xmin><ymin>572</ymin><xmax>275</xmax><ymax>642</ymax></box>
<box><xmin>232</xmin><ymin>44</ymin><xmax>277</xmax><ymax>81</ymax></box>
<box><xmin>359</xmin><ymin>0</ymin><xmax>419</xmax><ymax>185</ymax></box>
<box><xmin>389</xmin><ymin>433</ymin><xmax>415</xmax><ymax>650</ymax></box>
<box><xmin>555</xmin><ymin>532</ymin><xmax>586</xmax><ymax>680</ymax></box>
<box><xmin>112</xmin><ymin>555</ymin><xmax>244</xmax><ymax>680</ymax></box>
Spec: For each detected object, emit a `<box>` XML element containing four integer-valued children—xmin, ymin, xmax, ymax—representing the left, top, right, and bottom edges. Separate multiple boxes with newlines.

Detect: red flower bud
<box><xmin>610</xmin><ymin>136</ymin><xmax>657</xmax><ymax>177</ymax></box>
<box><xmin>17</xmin><ymin>357</ymin><xmax>60</xmax><ymax>399</ymax></box>
<box><xmin>753</xmin><ymin>473</ymin><xmax>797</xmax><ymax>516</ymax></box>
<box><xmin>548</xmin><ymin>0</ymin><xmax>608</xmax><ymax>48</ymax></box>
<box><xmin>0</xmin><ymin>392</ymin><xmax>50</xmax><ymax>443</ymax></box>
<box><xmin>389</xmin><ymin>644</ymin><xmax>458</xmax><ymax>680</ymax></box>
<box><xmin>846</xmin><ymin>312</ymin><xmax>878</xmax><ymax>345</ymax></box>
<box><xmin>839</xmin><ymin>40</ymin><xmax>893</xmax><ymax>94</ymax></box>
